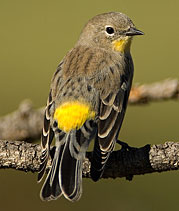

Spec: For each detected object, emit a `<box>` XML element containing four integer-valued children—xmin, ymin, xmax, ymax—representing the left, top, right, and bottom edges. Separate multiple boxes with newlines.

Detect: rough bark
<box><xmin>0</xmin><ymin>79</ymin><xmax>178</xmax><ymax>141</ymax></box>
<box><xmin>0</xmin><ymin>140</ymin><xmax>178</xmax><ymax>179</ymax></box>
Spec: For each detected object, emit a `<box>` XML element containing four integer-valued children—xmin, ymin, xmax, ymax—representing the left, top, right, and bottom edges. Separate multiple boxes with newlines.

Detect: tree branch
<box><xmin>0</xmin><ymin>140</ymin><xmax>178</xmax><ymax>179</ymax></box>
<box><xmin>0</xmin><ymin>100</ymin><xmax>44</xmax><ymax>141</ymax></box>
<box><xmin>129</xmin><ymin>78</ymin><xmax>179</xmax><ymax>104</ymax></box>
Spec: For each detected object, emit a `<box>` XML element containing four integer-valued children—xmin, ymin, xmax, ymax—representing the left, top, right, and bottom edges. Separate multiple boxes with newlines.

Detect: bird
<box><xmin>37</xmin><ymin>11</ymin><xmax>143</xmax><ymax>202</ymax></box>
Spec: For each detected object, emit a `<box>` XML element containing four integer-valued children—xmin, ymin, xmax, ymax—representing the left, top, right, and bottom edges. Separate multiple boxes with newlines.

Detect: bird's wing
<box><xmin>91</xmin><ymin>61</ymin><xmax>133</xmax><ymax>181</ymax></box>
<box><xmin>37</xmin><ymin>62</ymin><xmax>63</xmax><ymax>183</ymax></box>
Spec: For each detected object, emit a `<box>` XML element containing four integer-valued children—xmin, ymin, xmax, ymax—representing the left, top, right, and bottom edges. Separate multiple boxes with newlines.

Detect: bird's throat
<box><xmin>112</xmin><ymin>37</ymin><xmax>132</xmax><ymax>53</ymax></box>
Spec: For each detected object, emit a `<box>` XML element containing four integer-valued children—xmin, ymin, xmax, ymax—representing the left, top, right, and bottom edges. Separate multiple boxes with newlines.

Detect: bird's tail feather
<box><xmin>40</xmin><ymin>131</ymin><xmax>84</xmax><ymax>201</ymax></box>
<box><xmin>60</xmin><ymin>133</ymin><xmax>83</xmax><ymax>201</ymax></box>
<box><xmin>40</xmin><ymin>145</ymin><xmax>63</xmax><ymax>200</ymax></box>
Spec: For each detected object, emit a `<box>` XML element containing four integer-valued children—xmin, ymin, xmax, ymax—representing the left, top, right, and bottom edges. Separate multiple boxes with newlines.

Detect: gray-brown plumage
<box><xmin>38</xmin><ymin>12</ymin><xmax>143</xmax><ymax>201</ymax></box>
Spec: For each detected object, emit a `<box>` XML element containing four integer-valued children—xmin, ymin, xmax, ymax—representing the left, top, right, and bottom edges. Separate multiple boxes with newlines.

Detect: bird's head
<box><xmin>78</xmin><ymin>12</ymin><xmax>144</xmax><ymax>53</ymax></box>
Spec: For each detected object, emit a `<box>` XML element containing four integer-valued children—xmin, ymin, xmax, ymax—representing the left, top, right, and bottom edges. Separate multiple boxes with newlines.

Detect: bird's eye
<box><xmin>105</xmin><ymin>26</ymin><xmax>114</xmax><ymax>35</ymax></box>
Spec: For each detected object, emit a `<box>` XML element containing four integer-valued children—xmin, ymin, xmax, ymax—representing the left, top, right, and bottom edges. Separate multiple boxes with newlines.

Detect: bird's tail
<box><xmin>40</xmin><ymin>131</ymin><xmax>85</xmax><ymax>202</ymax></box>
<box><xmin>40</xmin><ymin>144</ymin><xmax>63</xmax><ymax>200</ymax></box>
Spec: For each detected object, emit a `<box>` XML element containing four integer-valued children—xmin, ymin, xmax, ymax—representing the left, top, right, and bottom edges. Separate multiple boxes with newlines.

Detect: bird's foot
<box><xmin>116</xmin><ymin>140</ymin><xmax>136</xmax><ymax>181</ymax></box>
<box><xmin>117</xmin><ymin>140</ymin><xmax>137</xmax><ymax>152</ymax></box>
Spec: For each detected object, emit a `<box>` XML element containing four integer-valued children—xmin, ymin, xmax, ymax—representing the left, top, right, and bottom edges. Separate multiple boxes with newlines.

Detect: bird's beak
<box><xmin>125</xmin><ymin>27</ymin><xmax>144</xmax><ymax>36</ymax></box>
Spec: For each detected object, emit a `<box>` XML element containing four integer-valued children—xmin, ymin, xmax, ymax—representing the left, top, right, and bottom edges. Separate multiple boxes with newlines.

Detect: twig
<box><xmin>0</xmin><ymin>79</ymin><xmax>178</xmax><ymax>141</ymax></box>
<box><xmin>129</xmin><ymin>78</ymin><xmax>179</xmax><ymax>104</ymax></box>
<box><xmin>0</xmin><ymin>140</ymin><xmax>178</xmax><ymax>179</ymax></box>
<box><xmin>0</xmin><ymin>100</ymin><xmax>44</xmax><ymax>141</ymax></box>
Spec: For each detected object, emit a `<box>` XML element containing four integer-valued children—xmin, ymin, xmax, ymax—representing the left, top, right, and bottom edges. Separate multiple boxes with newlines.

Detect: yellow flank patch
<box><xmin>54</xmin><ymin>101</ymin><xmax>95</xmax><ymax>132</ymax></box>
<box><xmin>112</xmin><ymin>37</ymin><xmax>132</xmax><ymax>53</ymax></box>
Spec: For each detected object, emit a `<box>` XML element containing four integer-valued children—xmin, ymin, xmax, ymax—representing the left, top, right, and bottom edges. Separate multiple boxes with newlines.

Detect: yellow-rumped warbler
<box><xmin>38</xmin><ymin>12</ymin><xmax>143</xmax><ymax>201</ymax></box>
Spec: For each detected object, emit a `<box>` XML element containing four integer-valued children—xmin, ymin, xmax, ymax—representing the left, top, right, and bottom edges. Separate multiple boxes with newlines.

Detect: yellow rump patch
<box><xmin>54</xmin><ymin>101</ymin><xmax>95</xmax><ymax>132</ymax></box>
<box><xmin>112</xmin><ymin>37</ymin><xmax>131</xmax><ymax>53</ymax></box>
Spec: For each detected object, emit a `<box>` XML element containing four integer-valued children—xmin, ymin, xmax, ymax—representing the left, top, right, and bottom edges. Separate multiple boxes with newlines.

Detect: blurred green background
<box><xmin>0</xmin><ymin>0</ymin><xmax>178</xmax><ymax>211</ymax></box>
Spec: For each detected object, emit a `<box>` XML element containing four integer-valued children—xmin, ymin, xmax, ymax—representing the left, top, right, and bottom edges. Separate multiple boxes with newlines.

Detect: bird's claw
<box><xmin>117</xmin><ymin>140</ymin><xmax>136</xmax><ymax>151</ymax></box>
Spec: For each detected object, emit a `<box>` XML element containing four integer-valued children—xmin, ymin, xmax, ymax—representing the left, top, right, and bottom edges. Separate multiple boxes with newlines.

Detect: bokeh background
<box><xmin>0</xmin><ymin>0</ymin><xmax>178</xmax><ymax>211</ymax></box>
